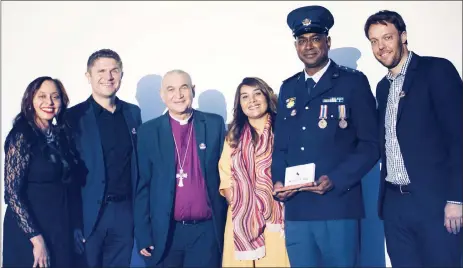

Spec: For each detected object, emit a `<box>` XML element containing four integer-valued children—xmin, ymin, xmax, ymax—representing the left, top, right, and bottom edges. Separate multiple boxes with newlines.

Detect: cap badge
<box><xmin>302</xmin><ymin>18</ymin><xmax>311</xmax><ymax>26</ymax></box>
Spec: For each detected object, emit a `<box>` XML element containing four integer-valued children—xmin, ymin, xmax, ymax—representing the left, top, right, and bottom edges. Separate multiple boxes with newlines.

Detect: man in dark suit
<box><xmin>134</xmin><ymin>69</ymin><xmax>227</xmax><ymax>267</ymax></box>
<box><xmin>365</xmin><ymin>10</ymin><xmax>462</xmax><ymax>267</ymax></box>
<box><xmin>67</xmin><ymin>49</ymin><xmax>142</xmax><ymax>267</ymax></box>
<box><xmin>271</xmin><ymin>5</ymin><xmax>380</xmax><ymax>267</ymax></box>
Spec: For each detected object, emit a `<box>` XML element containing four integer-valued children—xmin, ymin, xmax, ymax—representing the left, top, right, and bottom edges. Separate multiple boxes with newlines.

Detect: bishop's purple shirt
<box><xmin>170</xmin><ymin>115</ymin><xmax>212</xmax><ymax>221</ymax></box>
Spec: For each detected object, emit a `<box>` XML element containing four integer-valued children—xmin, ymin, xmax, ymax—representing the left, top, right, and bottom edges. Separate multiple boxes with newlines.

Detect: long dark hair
<box><xmin>226</xmin><ymin>77</ymin><xmax>278</xmax><ymax>148</ymax></box>
<box><xmin>11</xmin><ymin>76</ymin><xmax>79</xmax><ymax>183</ymax></box>
<box><xmin>13</xmin><ymin>76</ymin><xmax>70</xmax><ymax>129</ymax></box>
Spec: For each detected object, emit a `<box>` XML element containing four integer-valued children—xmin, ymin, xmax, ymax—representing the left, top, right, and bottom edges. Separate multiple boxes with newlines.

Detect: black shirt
<box><xmin>90</xmin><ymin>97</ymin><xmax>132</xmax><ymax>196</ymax></box>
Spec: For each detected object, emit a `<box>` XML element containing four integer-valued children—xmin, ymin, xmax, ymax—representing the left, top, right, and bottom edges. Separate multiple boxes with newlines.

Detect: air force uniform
<box><xmin>271</xmin><ymin>5</ymin><xmax>380</xmax><ymax>267</ymax></box>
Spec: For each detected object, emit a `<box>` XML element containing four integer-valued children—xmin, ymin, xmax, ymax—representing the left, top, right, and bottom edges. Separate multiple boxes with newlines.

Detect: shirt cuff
<box><xmin>447</xmin><ymin>201</ymin><xmax>463</xmax><ymax>205</ymax></box>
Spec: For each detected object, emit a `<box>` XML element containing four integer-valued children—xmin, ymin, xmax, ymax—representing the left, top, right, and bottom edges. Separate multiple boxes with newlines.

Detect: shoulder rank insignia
<box><xmin>337</xmin><ymin>65</ymin><xmax>359</xmax><ymax>73</ymax></box>
<box><xmin>283</xmin><ymin>72</ymin><xmax>303</xmax><ymax>83</ymax></box>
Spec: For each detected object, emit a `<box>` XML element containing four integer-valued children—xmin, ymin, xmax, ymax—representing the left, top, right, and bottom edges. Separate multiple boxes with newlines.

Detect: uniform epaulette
<box><xmin>337</xmin><ymin>64</ymin><xmax>363</xmax><ymax>75</ymax></box>
<box><xmin>282</xmin><ymin>72</ymin><xmax>303</xmax><ymax>83</ymax></box>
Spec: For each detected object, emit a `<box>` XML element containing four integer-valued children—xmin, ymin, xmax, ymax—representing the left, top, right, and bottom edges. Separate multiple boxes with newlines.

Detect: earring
<box><xmin>52</xmin><ymin>117</ymin><xmax>58</xmax><ymax>126</ymax></box>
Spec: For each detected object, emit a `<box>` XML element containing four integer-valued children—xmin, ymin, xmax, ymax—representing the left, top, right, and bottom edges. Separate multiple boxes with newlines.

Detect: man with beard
<box><xmin>271</xmin><ymin>5</ymin><xmax>379</xmax><ymax>267</ymax></box>
<box><xmin>365</xmin><ymin>10</ymin><xmax>462</xmax><ymax>267</ymax></box>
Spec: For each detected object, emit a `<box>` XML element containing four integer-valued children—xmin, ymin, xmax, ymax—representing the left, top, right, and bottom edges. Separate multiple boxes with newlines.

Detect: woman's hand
<box><xmin>223</xmin><ymin>188</ymin><xmax>233</xmax><ymax>205</ymax></box>
<box><xmin>30</xmin><ymin>234</ymin><xmax>50</xmax><ymax>267</ymax></box>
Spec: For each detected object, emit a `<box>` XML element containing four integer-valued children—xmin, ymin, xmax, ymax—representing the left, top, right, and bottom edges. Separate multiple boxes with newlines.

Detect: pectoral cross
<box><xmin>176</xmin><ymin>168</ymin><xmax>187</xmax><ymax>187</ymax></box>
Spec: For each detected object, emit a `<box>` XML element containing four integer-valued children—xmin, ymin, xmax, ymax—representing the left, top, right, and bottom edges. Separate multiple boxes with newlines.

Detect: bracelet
<box><xmin>447</xmin><ymin>201</ymin><xmax>463</xmax><ymax>205</ymax></box>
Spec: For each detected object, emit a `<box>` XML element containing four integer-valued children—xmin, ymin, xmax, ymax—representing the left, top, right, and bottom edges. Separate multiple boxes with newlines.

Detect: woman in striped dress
<box><xmin>219</xmin><ymin>77</ymin><xmax>290</xmax><ymax>267</ymax></box>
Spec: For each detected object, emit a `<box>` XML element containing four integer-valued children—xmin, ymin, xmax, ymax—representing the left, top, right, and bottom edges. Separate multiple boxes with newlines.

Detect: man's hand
<box><xmin>273</xmin><ymin>181</ymin><xmax>297</xmax><ymax>201</ymax></box>
<box><xmin>298</xmin><ymin>175</ymin><xmax>333</xmax><ymax>194</ymax></box>
<box><xmin>444</xmin><ymin>203</ymin><xmax>462</xmax><ymax>234</ymax></box>
<box><xmin>140</xmin><ymin>246</ymin><xmax>154</xmax><ymax>257</ymax></box>
<box><xmin>73</xmin><ymin>229</ymin><xmax>85</xmax><ymax>254</ymax></box>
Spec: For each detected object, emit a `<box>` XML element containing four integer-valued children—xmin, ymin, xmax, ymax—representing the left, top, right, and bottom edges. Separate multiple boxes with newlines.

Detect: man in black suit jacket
<box><xmin>365</xmin><ymin>10</ymin><xmax>462</xmax><ymax>267</ymax></box>
<box><xmin>67</xmin><ymin>49</ymin><xmax>141</xmax><ymax>267</ymax></box>
<box><xmin>134</xmin><ymin>70</ymin><xmax>227</xmax><ymax>267</ymax></box>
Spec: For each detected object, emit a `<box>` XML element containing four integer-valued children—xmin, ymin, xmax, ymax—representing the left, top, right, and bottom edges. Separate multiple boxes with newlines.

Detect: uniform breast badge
<box><xmin>338</xmin><ymin>104</ymin><xmax>348</xmax><ymax>129</ymax></box>
<box><xmin>318</xmin><ymin>104</ymin><xmax>328</xmax><ymax>129</ymax></box>
<box><xmin>286</xmin><ymin>97</ymin><xmax>296</xmax><ymax>109</ymax></box>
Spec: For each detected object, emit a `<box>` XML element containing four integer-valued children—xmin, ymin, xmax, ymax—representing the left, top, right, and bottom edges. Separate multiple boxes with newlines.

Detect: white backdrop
<box><xmin>1</xmin><ymin>1</ymin><xmax>462</xmax><ymax>266</ymax></box>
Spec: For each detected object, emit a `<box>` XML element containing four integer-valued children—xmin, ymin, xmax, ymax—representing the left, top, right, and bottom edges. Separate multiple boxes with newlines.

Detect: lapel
<box><xmin>81</xmin><ymin>98</ymin><xmax>104</xmax><ymax>164</ymax></box>
<box><xmin>160</xmin><ymin>113</ymin><xmax>176</xmax><ymax>190</ymax></box>
<box><xmin>397</xmin><ymin>53</ymin><xmax>420</xmax><ymax>122</ymax></box>
<box><xmin>293</xmin><ymin>72</ymin><xmax>309</xmax><ymax>111</ymax></box>
<box><xmin>122</xmin><ymin>102</ymin><xmax>137</xmax><ymax>146</ymax></box>
<box><xmin>377</xmin><ymin>78</ymin><xmax>390</xmax><ymax>148</ymax></box>
<box><xmin>193</xmin><ymin>110</ymin><xmax>207</xmax><ymax>180</ymax></box>
<box><xmin>303</xmin><ymin>61</ymin><xmax>338</xmax><ymax>106</ymax></box>
<box><xmin>121</xmin><ymin>101</ymin><xmax>139</xmax><ymax>190</ymax></box>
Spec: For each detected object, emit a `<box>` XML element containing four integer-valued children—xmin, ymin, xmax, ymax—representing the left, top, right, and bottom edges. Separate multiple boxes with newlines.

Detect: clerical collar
<box><xmin>169</xmin><ymin>111</ymin><xmax>193</xmax><ymax>125</ymax></box>
<box><xmin>304</xmin><ymin>59</ymin><xmax>331</xmax><ymax>83</ymax></box>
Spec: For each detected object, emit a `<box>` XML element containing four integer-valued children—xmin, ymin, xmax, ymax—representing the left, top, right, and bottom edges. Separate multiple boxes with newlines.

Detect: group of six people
<box><xmin>3</xmin><ymin>5</ymin><xmax>462</xmax><ymax>268</ymax></box>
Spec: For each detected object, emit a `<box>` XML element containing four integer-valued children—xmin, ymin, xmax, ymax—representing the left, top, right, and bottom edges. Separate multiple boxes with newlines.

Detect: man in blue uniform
<box><xmin>271</xmin><ymin>5</ymin><xmax>380</xmax><ymax>267</ymax></box>
<box><xmin>365</xmin><ymin>10</ymin><xmax>462</xmax><ymax>267</ymax></box>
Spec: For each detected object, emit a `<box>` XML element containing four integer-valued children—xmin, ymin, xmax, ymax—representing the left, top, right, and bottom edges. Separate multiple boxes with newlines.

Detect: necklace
<box><xmin>172</xmin><ymin>119</ymin><xmax>194</xmax><ymax>187</ymax></box>
<box><xmin>44</xmin><ymin>129</ymin><xmax>55</xmax><ymax>144</ymax></box>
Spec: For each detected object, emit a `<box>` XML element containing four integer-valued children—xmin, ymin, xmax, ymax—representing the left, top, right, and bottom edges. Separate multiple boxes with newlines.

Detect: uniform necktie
<box><xmin>305</xmin><ymin>78</ymin><xmax>316</xmax><ymax>97</ymax></box>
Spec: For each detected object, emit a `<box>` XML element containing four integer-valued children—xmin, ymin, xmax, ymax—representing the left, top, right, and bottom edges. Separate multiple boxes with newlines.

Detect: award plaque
<box><xmin>274</xmin><ymin>163</ymin><xmax>316</xmax><ymax>193</ymax></box>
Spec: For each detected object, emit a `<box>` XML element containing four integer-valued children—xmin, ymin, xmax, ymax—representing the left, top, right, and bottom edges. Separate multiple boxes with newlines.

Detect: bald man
<box><xmin>133</xmin><ymin>70</ymin><xmax>227</xmax><ymax>267</ymax></box>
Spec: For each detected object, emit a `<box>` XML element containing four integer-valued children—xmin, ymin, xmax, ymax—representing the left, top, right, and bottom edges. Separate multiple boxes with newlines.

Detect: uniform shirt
<box><xmin>91</xmin><ymin>96</ymin><xmax>133</xmax><ymax>196</ymax></box>
<box><xmin>304</xmin><ymin>59</ymin><xmax>331</xmax><ymax>83</ymax></box>
<box><xmin>384</xmin><ymin>52</ymin><xmax>413</xmax><ymax>185</ymax></box>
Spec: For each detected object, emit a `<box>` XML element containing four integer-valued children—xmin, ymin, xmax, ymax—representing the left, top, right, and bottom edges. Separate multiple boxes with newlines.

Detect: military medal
<box><xmin>339</xmin><ymin>119</ymin><xmax>347</xmax><ymax>129</ymax></box>
<box><xmin>318</xmin><ymin>105</ymin><xmax>328</xmax><ymax>129</ymax></box>
<box><xmin>290</xmin><ymin>109</ymin><xmax>297</xmax><ymax>116</ymax></box>
<box><xmin>338</xmin><ymin>104</ymin><xmax>348</xmax><ymax>129</ymax></box>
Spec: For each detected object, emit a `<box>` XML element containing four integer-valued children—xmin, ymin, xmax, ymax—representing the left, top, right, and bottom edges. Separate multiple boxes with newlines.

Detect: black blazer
<box><xmin>376</xmin><ymin>53</ymin><xmax>462</xmax><ymax>219</ymax></box>
<box><xmin>66</xmin><ymin>97</ymin><xmax>142</xmax><ymax>238</ymax></box>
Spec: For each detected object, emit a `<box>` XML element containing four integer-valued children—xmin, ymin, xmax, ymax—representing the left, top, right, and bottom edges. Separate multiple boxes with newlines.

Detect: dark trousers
<box><xmin>80</xmin><ymin>199</ymin><xmax>134</xmax><ymax>267</ymax></box>
<box><xmin>147</xmin><ymin>220</ymin><xmax>220</xmax><ymax>268</ymax></box>
<box><xmin>383</xmin><ymin>185</ymin><xmax>462</xmax><ymax>267</ymax></box>
<box><xmin>285</xmin><ymin>219</ymin><xmax>359</xmax><ymax>267</ymax></box>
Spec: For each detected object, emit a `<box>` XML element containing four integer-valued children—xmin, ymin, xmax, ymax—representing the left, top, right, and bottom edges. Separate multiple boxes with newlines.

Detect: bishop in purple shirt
<box><xmin>134</xmin><ymin>70</ymin><xmax>227</xmax><ymax>268</ymax></box>
<box><xmin>170</xmin><ymin>113</ymin><xmax>212</xmax><ymax>221</ymax></box>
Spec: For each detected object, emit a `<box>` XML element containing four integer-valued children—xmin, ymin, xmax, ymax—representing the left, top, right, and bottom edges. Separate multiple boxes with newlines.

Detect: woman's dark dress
<box><xmin>2</xmin><ymin>121</ymin><xmax>74</xmax><ymax>267</ymax></box>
